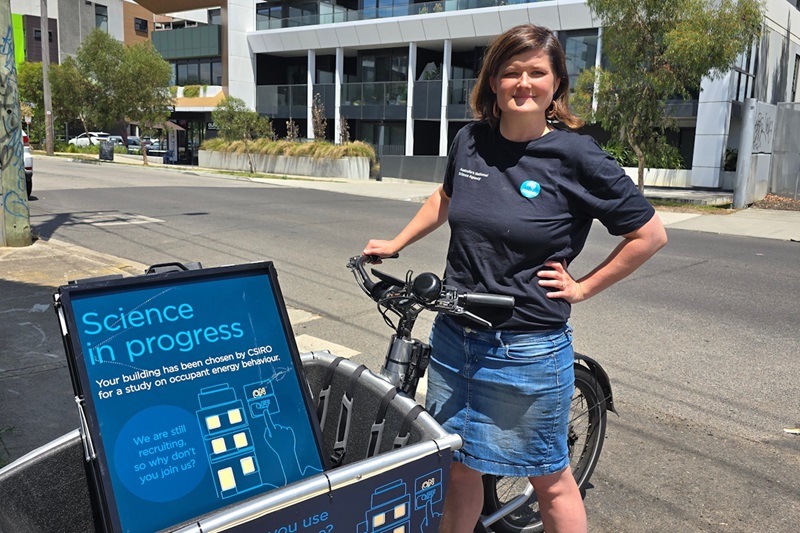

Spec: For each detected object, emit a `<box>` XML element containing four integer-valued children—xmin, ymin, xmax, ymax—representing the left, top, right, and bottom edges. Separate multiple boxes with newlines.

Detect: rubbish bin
<box><xmin>98</xmin><ymin>141</ymin><xmax>114</xmax><ymax>161</ymax></box>
<box><xmin>0</xmin><ymin>351</ymin><xmax>460</xmax><ymax>533</ymax></box>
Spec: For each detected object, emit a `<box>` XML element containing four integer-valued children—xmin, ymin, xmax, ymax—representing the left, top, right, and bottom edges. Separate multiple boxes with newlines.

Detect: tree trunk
<box><xmin>142</xmin><ymin>144</ymin><xmax>149</xmax><ymax>166</ymax></box>
<box><xmin>626</xmin><ymin>128</ymin><xmax>646</xmax><ymax>192</ymax></box>
<box><xmin>244</xmin><ymin>138</ymin><xmax>255</xmax><ymax>174</ymax></box>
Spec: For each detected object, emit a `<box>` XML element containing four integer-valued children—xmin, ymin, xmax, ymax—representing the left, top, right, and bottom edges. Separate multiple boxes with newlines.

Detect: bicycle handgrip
<box><xmin>460</xmin><ymin>293</ymin><xmax>515</xmax><ymax>308</ymax></box>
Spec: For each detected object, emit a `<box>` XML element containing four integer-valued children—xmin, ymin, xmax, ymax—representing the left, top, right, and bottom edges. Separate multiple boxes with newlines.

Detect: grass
<box><xmin>201</xmin><ymin>138</ymin><xmax>377</xmax><ymax>164</ymax></box>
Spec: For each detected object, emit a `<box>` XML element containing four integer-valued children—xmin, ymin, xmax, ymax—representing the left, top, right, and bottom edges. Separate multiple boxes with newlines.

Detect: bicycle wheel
<box><xmin>480</xmin><ymin>364</ymin><xmax>607</xmax><ymax>533</ymax></box>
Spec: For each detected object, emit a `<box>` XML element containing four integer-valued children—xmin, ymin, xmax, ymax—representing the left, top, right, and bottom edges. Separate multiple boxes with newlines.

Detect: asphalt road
<box><xmin>26</xmin><ymin>157</ymin><xmax>800</xmax><ymax>532</ymax></box>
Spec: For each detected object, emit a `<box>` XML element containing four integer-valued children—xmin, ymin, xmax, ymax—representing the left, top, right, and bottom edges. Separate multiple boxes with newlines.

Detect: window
<box><xmin>95</xmin><ymin>4</ymin><xmax>108</xmax><ymax>32</ymax></box>
<box><xmin>209</xmin><ymin>8</ymin><xmax>221</xmax><ymax>25</ymax></box>
<box><xmin>211</xmin><ymin>59</ymin><xmax>222</xmax><ymax>85</ymax></box>
<box><xmin>33</xmin><ymin>29</ymin><xmax>53</xmax><ymax>42</ymax></box>
<box><xmin>172</xmin><ymin>58</ymin><xmax>224</xmax><ymax>86</ymax></box>
<box><xmin>134</xmin><ymin>17</ymin><xmax>148</xmax><ymax>33</ymax></box>
<box><xmin>558</xmin><ymin>29</ymin><xmax>599</xmax><ymax>92</ymax></box>
<box><xmin>256</xmin><ymin>1</ymin><xmax>283</xmax><ymax>30</ymax></box>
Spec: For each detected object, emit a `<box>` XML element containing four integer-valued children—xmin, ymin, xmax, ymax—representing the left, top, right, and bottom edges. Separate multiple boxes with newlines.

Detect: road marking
<box><xmin>76</xmin><ymin>213</ymin><xmax>164</xmax><ymax>226</ymax></box>
<box><xmin>294</xmin><ymin>334</ymin><xmax>360</xmax><ymax>358</ymax></box>
<box><xmin>287</xmin><ymin>307</ymin><xmax>319</xmax><ymax>325</ymax></box>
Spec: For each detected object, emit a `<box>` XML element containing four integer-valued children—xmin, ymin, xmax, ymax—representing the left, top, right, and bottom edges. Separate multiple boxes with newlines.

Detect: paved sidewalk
<box><xmin>2</xmin><ymin>172</ymin><xmax>800</xmax><ymax>466</ymax></box>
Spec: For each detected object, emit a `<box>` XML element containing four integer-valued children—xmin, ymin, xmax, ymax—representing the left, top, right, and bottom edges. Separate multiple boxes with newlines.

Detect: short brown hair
<box><xmin>470</xmin><ymin>24</ymin><xmax>584</xmax><ymax>130</ymax></box>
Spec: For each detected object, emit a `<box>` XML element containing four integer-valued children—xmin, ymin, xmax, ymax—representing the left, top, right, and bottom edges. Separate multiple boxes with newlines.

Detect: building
<box><xmin>121</xmin><ymin>2</ymin><xmax>800</xmax><ymax>185</ymax></box>
<box><xmin>9</xmin><ymin>0</ymin><xmax>127</xmax><ymax>65</ymax></box>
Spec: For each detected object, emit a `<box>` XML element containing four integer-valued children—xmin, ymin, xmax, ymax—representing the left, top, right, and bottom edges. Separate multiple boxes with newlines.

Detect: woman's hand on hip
<box><xmin>537</xmin><ymin>260</ymin><xmax>585</xmax><ymax>303</ymax></box>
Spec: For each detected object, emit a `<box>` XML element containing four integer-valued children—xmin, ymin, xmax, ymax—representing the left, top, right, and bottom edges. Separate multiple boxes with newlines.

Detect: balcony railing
<box><xmin>342</xmin><ymin>81</ymin><xmax>408</xmax><ymax>106</ymax></box>
<box><xmin>255</xmin><ymin>84</ymin><xmax>307</xmax><ymax>117</ymax></box>
<box><xmin>256</xmin><ymin>0</ymin><xmax>543</xmax><ymax>31</ymax></box>
<box><xmin>253</xmin><ymin>79</ymin><xmax>480</xmax><ymax>121</ymax></box>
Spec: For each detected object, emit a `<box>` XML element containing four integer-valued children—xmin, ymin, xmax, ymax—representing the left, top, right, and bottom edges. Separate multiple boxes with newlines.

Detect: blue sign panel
<box><xmin>58</xmin><ymin>264</ymin><xmax>325</xmax><ymax>532</ymax></box>
<box><xmin>220</xmin><ymin>449</ymin><xmax>450</xmax><ymax>533</ymax></box>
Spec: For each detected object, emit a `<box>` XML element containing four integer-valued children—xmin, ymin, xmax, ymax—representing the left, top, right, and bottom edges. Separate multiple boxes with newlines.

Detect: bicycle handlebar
<box><xmin>347</xmin><ymin>254</ymin><xmax>514</xmax><ymax>330</ymax></box>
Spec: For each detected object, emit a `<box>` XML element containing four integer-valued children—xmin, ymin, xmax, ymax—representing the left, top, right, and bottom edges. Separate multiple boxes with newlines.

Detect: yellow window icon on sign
<box><xmin>211</xmin><ymin>438</ymin><xmax>227</xmax><ymax>454</ymax></box>
<box><xmin>233</xmin><ymin>432</ymin><xmax>248</xmax><ymax>448</ymax></box>
<box><xmin>228</xmin><ymin>408</ymin><xmax>242</xmax><ymax>424</ymax></box>
<box><xmin>373</xmin><ymin>513</ymin><xmax>386</xmax><ymax>528</ymax></box>
<box><xmin>240</xmin><ymin>456</ymin><xmax>255</xmax><ymax>474</ymax></box>
<box><xmin>218</xmin><ymin>467</ymin><xmax>236</xmax><ymax>491</ymax></box>
<box><xmin>392</xmin><ymin>526</ymin><xmax>405</xmax><ymax>533</ymax></box>
<box><xmin>206</xmin><ymin>415</ymin><xmax>221</xmax><ymax>430</ymax></box>
<box><xmin>394</xmin><ymin>503</ymin><xmax>406</xmax><ymax>518</ymax></box>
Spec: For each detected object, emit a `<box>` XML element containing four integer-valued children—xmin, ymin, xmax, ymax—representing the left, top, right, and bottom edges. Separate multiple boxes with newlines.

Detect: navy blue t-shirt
<box><xmin>442</xmin><ymin>121</ymin><xmax>655</xmax><ymax>331</ymax></box>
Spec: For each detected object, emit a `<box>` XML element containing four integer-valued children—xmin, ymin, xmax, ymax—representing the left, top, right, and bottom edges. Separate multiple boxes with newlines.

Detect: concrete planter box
<box><xmin>623</xmin><ymin>167</ymin><xmax>736</xmax><ymax>190</ymax></box>
<box><xmin>199</xmin><ymin>150</ymin><xmax>370</xmax><ymax>180</ymax></box>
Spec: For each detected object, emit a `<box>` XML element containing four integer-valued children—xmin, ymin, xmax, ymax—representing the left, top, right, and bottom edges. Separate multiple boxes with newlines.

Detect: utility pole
<box><xmin>41</xmin><ymin>0</ymin><xmax>54</xmax><ymax>155</ymax></box>
<box><xmin>0</xmin><ymin>0</ymin><xmax>33</xmax><ymax>247</ymax></box>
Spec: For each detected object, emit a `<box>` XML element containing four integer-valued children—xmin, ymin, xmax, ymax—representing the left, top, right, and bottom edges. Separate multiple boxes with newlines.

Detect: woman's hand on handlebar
<box><xmin>362</xmin><ymin>239</ymin><xmax>400</xmax><ymax>264</ymax></box>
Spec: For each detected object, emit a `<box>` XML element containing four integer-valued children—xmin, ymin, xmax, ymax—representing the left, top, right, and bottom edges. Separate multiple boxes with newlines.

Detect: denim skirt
<box><xmin>424</xmin><ymin>314</ymin><xmax>574</xmax><ymax>477</ymax></box>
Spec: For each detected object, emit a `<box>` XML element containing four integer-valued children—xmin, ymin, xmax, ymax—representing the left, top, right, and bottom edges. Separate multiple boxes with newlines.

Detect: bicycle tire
<box><xmin>480</xmin><ymin>364</ymin><xmax>608</xmax><ymax>533</ymax></box>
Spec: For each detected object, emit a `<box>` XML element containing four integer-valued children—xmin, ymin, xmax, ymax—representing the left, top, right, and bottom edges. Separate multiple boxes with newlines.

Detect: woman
<box><xmin>363</xmin><ymin>24</ymin><xmax>667</xmax><ymax>532</ymax></box>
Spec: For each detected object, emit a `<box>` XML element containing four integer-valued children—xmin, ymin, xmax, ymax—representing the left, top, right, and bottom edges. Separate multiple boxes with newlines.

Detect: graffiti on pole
<box><xmin>752</xmin><ymin>103</ymin><xmax>776</xmax><ymax>155</ymax></box>
<box><xmin>0</xmin><ymin>24</ymin><xmax>28</xmax><ymax>220</ymax></box>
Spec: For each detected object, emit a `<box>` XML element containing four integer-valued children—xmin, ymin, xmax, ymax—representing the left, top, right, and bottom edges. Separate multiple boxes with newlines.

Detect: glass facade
<box><xmin>251</xmin><ymin>3</ymin><xmax>605</xmax><ymax>156</ymax></box>
<box><xmin>558</xmin><ymin>29</ymin><xmax>598</xmax><ymax>92</ymax></box>
<box><xmin>173</xmin><ymin>58</ymin><xmax>223</xmax><ymax>86</ymax></box>
<box><xmin>255</xmin><ymin>0</ymin><xmax>549</xmax><ymax>30</ymax></box>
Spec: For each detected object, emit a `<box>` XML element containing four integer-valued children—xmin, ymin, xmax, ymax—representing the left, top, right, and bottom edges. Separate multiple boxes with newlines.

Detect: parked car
<box><xmin>68</xmin><ymin>132</ymin><xmax>111</xmax><ymax>146</ymax></box>
<box><xmin>23</xmin><ymin>130</ymin><xmax>32</xmax><ymax>198</ymax></box>
<box><xmin>108</xmin><ymin>135</ymin><xmax>124</xmax><ymax>146</ymax></box>
<box><xmin>126</xmin><ymin>136</ymin><xmax>142</xmax><ymax>154</ymax></box>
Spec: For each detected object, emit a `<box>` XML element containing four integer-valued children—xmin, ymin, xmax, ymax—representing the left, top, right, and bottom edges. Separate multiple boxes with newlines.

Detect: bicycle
<box><xmin>347</xmin><ymin>254</ymin><xmax>615</xmax><ymax>533</ymax></box>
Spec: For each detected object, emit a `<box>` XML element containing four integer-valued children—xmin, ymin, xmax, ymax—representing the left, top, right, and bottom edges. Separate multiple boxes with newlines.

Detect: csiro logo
<box><xmin>519</xmin><ymin>180</ymin><xmax>541</xmax><ymax>199</ymax></box>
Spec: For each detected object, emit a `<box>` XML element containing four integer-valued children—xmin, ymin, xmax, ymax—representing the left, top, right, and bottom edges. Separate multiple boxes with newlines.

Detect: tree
<box><xmin>211</xmin><ymin>96</ymin><xmax>273</xmax><ymax>173</ymax></box>
<box><xmin>572</xmin><ymin>0</ymin><xmax>764</xmax><ymax>190</ymax></box>
<box><xmin>17</xmin><ymin>62</ymin><xmax>44</xmax><ymax>140</ymax></box>
<box><xmin>74</xmin><ymin>29</ymin><xmax>126</xmax><ymax>133</ymax></box>
<box><xmin>118</xmin><ymin>40</ymin><xmax>174</xmax><ymax>165</ymax></box>
<box><xmin>48</xmin><ymin>29</ymin><xmax>173</xmax><ymax>154</ymax></box>
<box><xmin>49</xmin><ymin>57</ymin><xmax>94</xmax><ymax>135</ymax></box>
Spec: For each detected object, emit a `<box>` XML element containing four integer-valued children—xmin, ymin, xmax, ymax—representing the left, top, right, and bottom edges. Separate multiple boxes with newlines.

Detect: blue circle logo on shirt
<box><xmin>519</xmin><ymin>180</ymin><xmax>541</xmax><ymax>199</ymax></box>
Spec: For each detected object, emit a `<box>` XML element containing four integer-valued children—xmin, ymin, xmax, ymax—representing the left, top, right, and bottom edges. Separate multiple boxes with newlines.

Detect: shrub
<box><xmin>183</xmin><ymin>85</ymin><xmax>201</xmax><ymax>98</ymax></box>
<box><xmin>200</xmin><ymin>138</ymin><xmax>377</xmax><ymax>165</ymax></box>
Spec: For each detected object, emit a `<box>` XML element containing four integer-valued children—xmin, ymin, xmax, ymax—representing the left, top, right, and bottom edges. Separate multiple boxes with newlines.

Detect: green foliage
<box><xmin>119</xmin><ymin>40</ymin><xmax>174</xmax><ymax>150</ymax></box>
<box><xmin>50</xmin><ymin>56</ymin><xmax>95</xmax><ymax>134</ymax></box>
<box><xmin>575</xmin><ymin>0</ymin><xmax>764</xmax><ymax>190</ymax></box>
<box><xmin>201</xmin><ymin>138</ymin><xmax>377</xmax><ymax>164</ymax></box>
<box><xmin>60</xmin><ymin>143</ymin><xmax>100</xmax><ymax>154</ymax></box>
<box><xmin>212</xmin><ymin>97</ymin><xmax>273</xmax><ymax>142</ymax></box>
<box><xmin>39</xmin><ymin>29</ymin><xmax>174</xmax><ymax>138</ymax></box>
<box><xmin>170</xmin><ymin>86</ymin><xmax>178</xmax><ymax>97</ymax></box>
<box><xmin>17</xmin><ymin>62</ymin><xmax>45</xmax><ymax>140</ymax></box>
<box><xmin>18</xmin><ymin>62</ymin><xmax>43</xmax><ymax>112</ymax></box>
<box><xmin>183</xmin><ymin>85</ymin><xmax>201</xmax><ymax>98</ymax></box>
<box><xmin>211</xmin><ymin>97</ymin><xmax>273</xmax><ymax>173</ymax></box>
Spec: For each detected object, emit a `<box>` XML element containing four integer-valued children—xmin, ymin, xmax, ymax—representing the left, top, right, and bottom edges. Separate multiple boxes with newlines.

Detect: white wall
<box><xmin>107</xmin><ymin>0</ymin><xmax>125</xmax><ymax>43</ymax></box>
<box><xmin>165</xmin><ymin>9</ymin><xmax>210</xmax><ymax>24</ymax></box>
<box><xmin>10</xmin><ymin>0</ymin><xmax>38</xmax><ymax>15</ymax></box>
<box><xmin>227</xmin><ymin>0</ymin><xmax>256</xmax><ymax>109</ymax></box>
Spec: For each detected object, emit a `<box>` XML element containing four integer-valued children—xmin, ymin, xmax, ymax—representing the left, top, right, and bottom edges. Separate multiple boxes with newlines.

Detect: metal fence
<box><xmin>770</xmin><ymin>102</ymin><xmax>800</xmax><ymax>200</ymax></box>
